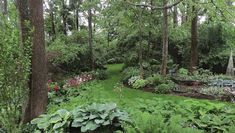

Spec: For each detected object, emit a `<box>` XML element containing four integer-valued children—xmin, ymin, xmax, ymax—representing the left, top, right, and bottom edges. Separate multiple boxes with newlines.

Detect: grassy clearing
<box><xmin>48</xmin><ymin>64</ymin><xmax>234</xmax><ymax>113</ymax></box>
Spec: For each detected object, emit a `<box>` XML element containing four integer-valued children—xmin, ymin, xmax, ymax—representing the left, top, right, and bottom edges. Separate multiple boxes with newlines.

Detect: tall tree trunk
<box><xmin>161</xmin><ymin>0</ymin><xmax>168</xmax><ymax>76</ymax></box>
<box><xmin>138</xmin><ymin>9</ymin><xmax>144</xmax><ymax>79</ymax></box>
<box><xmin>148</xmin><ymin>0</ymin><xmax>153</xmax><ymax>58</ymax></box>
<box><xmin>173</xmin><ymin>0</ymin><xmax>178</xmax><ymax>27</ymax></box>
<box><xmin>17</xmin><ymin>0</ymin><xmax>31</xmax><ymax>123</ymax></box>
<box><xmin>49</xmin><ymin>2</ymin><xmax>56</xmax><ymax>38</ymax></box>
<box><xmin>88</xmin><ymin>4</ymin><xmax>94</xmax><ymax>70</ymax></box>
<box><xmin>17</xmin><ymin>0</ymin><xmax>30</xmax><ymax>49</ymax></box>
<box><xmin>75</xmin><ymin>9</ymin><xmax>79</xmax><ymax>30</ymax></box>
<box><xmin>19</xmin><ymin>0</ymin><xmax>48</xmax><ymax>123</ymax></box>
<box><xmin>62</xmin><ymin>0</ymin><xmax>67</xmax><ymax>35</ymax></box>
<box><xmin>189</xmin><ymin>3</ymin><xmax>198</xmax><ymax>74</ymax></box>
<box><xmin>50</xmin><ymin>12</ymin><xmax>56</xmax><ymax>37</ymax></box>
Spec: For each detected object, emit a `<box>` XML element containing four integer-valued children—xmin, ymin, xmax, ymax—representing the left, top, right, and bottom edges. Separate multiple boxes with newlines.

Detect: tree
<box><xmin>88</xmin><ymin>0</ymin><xmax>94</xmax><ymax>70</ymax></box>
<box><xmin>161</xmin><ymin>0</ymin><xmax>169</xmax><ymax>76</ymax></box>
<box><xmin>18</xmin><ymin>0</ymin><xmax>48</xmax><ymax>123</ymax></box>
<box><xmin>189</xmin><ymin>1</ymin><xmax>198</xmax><ymax>74</ymax></box>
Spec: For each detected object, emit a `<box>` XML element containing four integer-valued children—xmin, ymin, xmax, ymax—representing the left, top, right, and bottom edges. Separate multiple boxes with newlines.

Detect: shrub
<box><xmin>178</xmin><ymin>68</ymin><xmax>189</xmax><ymax>75</ymax></box>
<box><xmin>121</xmin><ymin>67</ymin><xmax>139</xmax><ymax>83</ymax></box>
<box><xmin>94</xmin><ymin>69</ymin><xmax>108</xmax><ymax>80</ymax></box>
<box><xmin>128</xmin><ymin>76</ymin><xmax>141</xmax><ymax>86</ymax></box>
<box><xmin>0</xmin><ymin>7</ymin><xmax>30</xmax><ymax>132</ymax></box>
<box><xmin>146</xmin><ymin>74</ymin><xmax>166</xmax><ymax>86</ymax></box>
<box><xmin>199</xmin><ymin>87</ymin><xmax>226</xmax><ymax>96</ymax></box>
<box><xmin>155</xmin><ymin>83</ymin><xmax>174</xmax><ymax>94</ymax></box>
<box><xmin>132</xmin><ymin>79</ymin><xmax>148</xmax><ymax>89</ymax></box>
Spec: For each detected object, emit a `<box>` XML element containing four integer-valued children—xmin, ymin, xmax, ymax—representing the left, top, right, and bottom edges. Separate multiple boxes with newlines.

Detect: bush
<box><xmin>94</xmin><ymin>69</ymin><xmax>108</xmax><ymax>80</ymax></box>
<box><xmin>132</xmin><ymin>79</ymin><xmax>148</xmax><ymax>89</ymax></box>
<box><xmin>0</xmin><ymin>8</ymin><xmax>30</xmax><ymax>132</ymax></box>
<box><xmin>155</xmin><ymin>83</ymin><xmax>174</xmax><ymax>94</ymax></box>
<box><xmin>121</xmin><ymin>67</ymin><xmax>139</xmax><ymax>83</ymax></box>
<box><xmin>178</xmin><ymin>68</ymin><xmax>189</xmax><ymax>75</ymax></box>
<box><xmin>146</xmin><ymin>74</ymin><xmax>166</xmax><ymax>86</ymax></box>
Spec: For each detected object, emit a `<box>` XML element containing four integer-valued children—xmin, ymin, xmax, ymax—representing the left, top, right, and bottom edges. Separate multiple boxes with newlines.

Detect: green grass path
<box><xmin>48</xmin><ymin>64</ymin><xmax>233</xmax><ymax>112</ymax></box>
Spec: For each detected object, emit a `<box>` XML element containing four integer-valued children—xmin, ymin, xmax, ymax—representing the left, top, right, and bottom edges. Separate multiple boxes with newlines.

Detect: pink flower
<box><xmin>48</xmin><ymin>80</ymin><xmax>52</xmax><ymax>84</ymax></box>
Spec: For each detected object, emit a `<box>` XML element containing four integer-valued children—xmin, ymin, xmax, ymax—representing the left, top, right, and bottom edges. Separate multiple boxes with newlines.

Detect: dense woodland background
<box><xmin>0</xmin><ymin>0</ymin><xmax>235</xmax><ymax>133</ymax></box>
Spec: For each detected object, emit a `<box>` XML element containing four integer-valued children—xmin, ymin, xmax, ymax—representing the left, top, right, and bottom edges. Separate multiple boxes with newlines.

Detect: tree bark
<box><xmin>148</xmin><ymin>0</ymin><xmax>153</xmax><ymax>58</ymax></box>
<box><xmin>189</xmin><ymin>3</ymin><xmax>198</xmax><ymax>74</ymax></box>
<box><xmin>62</xmin><ymin>0</ymin><xmax>67</xmax><ymax>35</ymax></box>
<box><xmin>49</xmin><ymin>1</ymin><xmax>56</xmax><ymax>38</ymax></box>
<box><xmin>161</xmin><ymin>0</ymin><xmax>168</xmax><ymax>76</ymax></box>
<box><xmin>88</xmin><ymin>3</ymin><xmax>94</xmax><ymax>70</ymax></box>
<box><xmin>75</xmin><ymin>9</ymin><xmax>79</xmax><ymax>30</ymax></box>
<box><xmin>19</xmin><ymin>0</ymin><xmax>48</xmax><ymax>123</ymax></box>
<box><xmin>173</xmin><ymin>0</ymin><xmax>178</xmax><ymax>27</ymax></box>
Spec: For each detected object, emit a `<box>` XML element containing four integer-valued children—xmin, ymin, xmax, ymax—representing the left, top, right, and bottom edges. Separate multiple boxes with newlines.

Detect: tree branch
<box><xmin>125</xmin><ymin>0</ymin><xmax>183</xmax><ymax>10</ymax></box>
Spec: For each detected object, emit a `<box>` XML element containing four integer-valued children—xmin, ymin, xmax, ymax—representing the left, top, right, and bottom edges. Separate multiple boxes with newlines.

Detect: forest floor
<box><xmin>48</xmin><ymin>64</ymin><xmax>234</xmax><ymax>113</ymax></box>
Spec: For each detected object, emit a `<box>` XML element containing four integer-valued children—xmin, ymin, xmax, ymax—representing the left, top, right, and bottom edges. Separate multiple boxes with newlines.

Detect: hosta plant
<box><xmin>31</xmin><ymin>109</ymin><xmax>72</xmax><ymax>133</ymax></box>
<box><xmin>71</xmin><ymin>103</ymin><xmax>130</xmax><ymax>132</ymax></box>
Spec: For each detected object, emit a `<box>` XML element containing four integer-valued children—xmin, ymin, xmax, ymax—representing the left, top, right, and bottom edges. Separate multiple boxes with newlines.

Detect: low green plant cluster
<box><xmin>123</xmin><ymin>67</ymin><xmax>175</xmax><ymax>93</ymax></box>
<box><xmin>125</xmin><ymin>98</ymin><xmax>235</xmax><ymax>133</ymax></box>
<box><xmin>176</xmin><ymin>68</ymin><xmax>213</xmax><ymax>83</ymax></box>
<box><xmin>48</xmin><ymin>86</ymin><xmax>80</xmax><ymax>105</ymax></box>
<box><xmin>31</xmin><ymin>103</ymin><xmax>130</xmax><ymax>133</ymax></box>
<box><xmin>199</xmin><ymin>87</ymin><xmax>226</xmax><ymax>96</ymax></box>
<box><xmin>93</xmin><ymin>69</ymin><xmax>108</xmax><ymax>80</ymax></box>
<box><xmin>121</xmin><ymin>67</ymin><xmax>139</xmax><ymax>83</ymax></box>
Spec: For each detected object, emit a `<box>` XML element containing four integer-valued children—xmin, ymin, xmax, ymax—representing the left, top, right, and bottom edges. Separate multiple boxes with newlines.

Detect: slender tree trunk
<box><xmin>148</xmin><ymin>0</ymin><xmax>153</xmax><ymax>58</ymax></box>
<box><xmin>173</xmin><ymin>0</ymin><xmax>178</xmax><ymax>27</ymax></box>
<box><xmin>88</xmin><ymin>4</ymin><xmax>94</xmax><ymax>70</ymax></box>
<box><xmin>189</xmin><ymin>3</ymin><xmax>198</xmax><ymax>74</ymax></box>
<box><xmin>17</xmin><ymin>0</ymin><xmax>30</xmax><ymax>49</ymax></box>
<box><xmin>20</xmin><ymin>0</ymin><xmax>48</xmax><ymax>123</ymax></box>
<box><xmin>75</xmin><ymin>9</ymin><xmax>79</xmax><ymax>30</ymax></box>
<box><xmin>138</xmin><ymin>9</ymin><xmax>144</xmax><ymax>79</ymax></box>
<box><xmin>50</xmin><ymin>12</ymin><xmax>56</xmax><ymax>37</ymax></box>
<box><xmin>62</xmin><ymin>0</ymin><xmax>67</xmax><ymax>35</ymax></box>
<box><xmin>161</xmin><ymin>0</ymin><xmax>168</xmax><ymax>76</ymax></box>
<box><xmin>49</xmin><ymin>2</ymin><xmax>56</xmax><ymax>38</ymax></box>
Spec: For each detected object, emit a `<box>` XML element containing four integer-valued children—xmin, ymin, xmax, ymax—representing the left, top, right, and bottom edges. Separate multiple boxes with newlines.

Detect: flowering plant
<box><xmin>47</xmin><ymin>80</ymin><xmax>60</xmax><ymax>92</ymax></box>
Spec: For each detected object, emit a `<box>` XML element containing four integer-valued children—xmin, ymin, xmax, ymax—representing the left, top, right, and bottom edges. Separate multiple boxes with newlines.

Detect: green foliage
<box><xmin>199</xmin><ymin>87</ymin><xmax>226</xmax><ymax>97</ymax></box>
<box><xmin>31</xmin><ymin>109</ymin><xmax>72</xmax><ymax>133</ymax></box>
<box><xmin>128</xmin><ymin>98</ymin><xmax>235</xmax><ymax>133</ymax></box>
<box><xmin>178</xmin><ymin>68</ymin><xmax>189</xmax><ymax>75</ymax></box>
<box><xmin>124</xmin><ymin>111</ymin><xmax>202</xmax><ymax>133</ymax></box>
<box><xmin>121</xmin><ymin>67</ymin><xmax>139</xmax><ymax>83</ymax></box>
<box><xmin>93</xmin><ymin>69</ymin><xmax>108</xmax><ymax>80</ymax></box>
<box><xmin>47</xmin><ymin>36</ymin><xmax>87</xmax><ymax>65</ymax></box>
<box><xmin>132</xmin><ymin>79</ymin><xmax>148</xmax><ymax>89</ymax></box>
<box><xmin>32</xmin><ymin>103</ymin><xmax>130</xmax><ymax>133</ymax></box>
<box><xmin>146</xmin><ymin>74</ymin><xmax>166</xmax><ymax>86</ymax></box>
<box><xmin>72</xmin><ymin>103</ymin><xmax>130</xmax><ymax>132</ymax></box>
<box><xmin>0</xmin><ymin>5</ymin><xmax>30</xmax><ymax>132</ymax></box>
<box><xmin>155</xmin><ymin>83</ymin><xmax>174</xmax><ymax>94</ymax></box>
